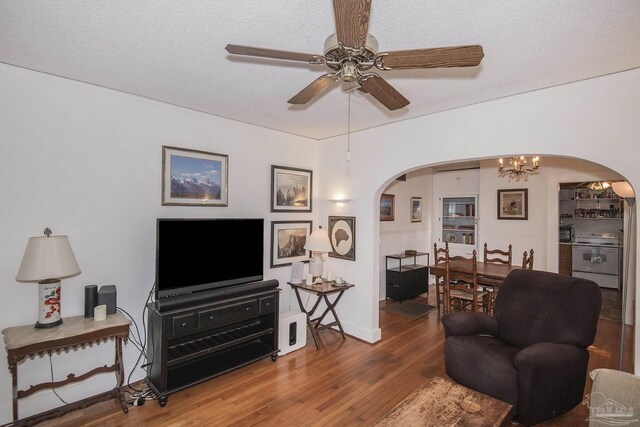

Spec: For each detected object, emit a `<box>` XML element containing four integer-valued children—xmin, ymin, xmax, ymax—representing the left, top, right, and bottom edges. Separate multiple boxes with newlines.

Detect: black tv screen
<box><xmin>156</xmin><ymin>218</ymin><xmax>264</xmax><ymax>299</ymax></box>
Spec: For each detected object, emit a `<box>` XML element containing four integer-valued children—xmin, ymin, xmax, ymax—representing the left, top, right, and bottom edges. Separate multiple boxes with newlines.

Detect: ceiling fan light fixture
<box><xmin>585</xmin><ymin>181</ymin><xmax>611</xmax><ymax>192</ymax></box>
<box><xmin>341</xmin><ymin>61</ymin><xmax>358</xmax><ymax>82</ymax></box>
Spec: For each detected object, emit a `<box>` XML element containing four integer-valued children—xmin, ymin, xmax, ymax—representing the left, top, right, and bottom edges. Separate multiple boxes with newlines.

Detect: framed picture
<box><xmin>270</xmin><ymin>221</ymin><xmax>312</xmax><ymax>268</ymax></box>
<box><xmin>328</xmin><ymin>216</ymin><xmax>356</xmax><ymax>261</ymax></box>
<box><xmin>271</xmin><ymin>165</ymin><xmax>312</xmax><ymax>212</ymax></box>
<box><xmin>411</xmin><ymin>197</ymin><xmax>422</xmax><ymax>222</ymax></box>
<box><xmin>380</xmin><ymin>194</ymin><xmax>395</xmax><ymax>221</ymax></box>
<box><xmin>162</xmin><ymin>146</ymin><xmax>228</xmax><ymax>206</ymax></box>
<box><xmin>497</xmin><ymin>189</ymin><xmax>528</xmax><ymax>220</ymax></box>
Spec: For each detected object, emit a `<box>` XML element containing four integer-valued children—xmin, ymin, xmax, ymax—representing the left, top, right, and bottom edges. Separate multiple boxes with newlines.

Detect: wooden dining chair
<box><xmin>482</xmin><ymin>243</ymin><xmax>512</xmax><ymax>315</ymax></box>
<box><xmin>483</xmin><ymin>243</ymin><xmax>512</xmax><ymax>266</ymax></box>
<box><xmin>522</xmin><ymin>249</ymin><xmax>535</xmax><ymax>269</ymax></box>
<box><xmin>446</xmin><ymin>250</ymin><xmax>488</xmax><ymax>313</ymax></box>
<box><xmin>433</xmin><ymin>242</ymin><xmax>449</xmax><ymax>315</ymax></box>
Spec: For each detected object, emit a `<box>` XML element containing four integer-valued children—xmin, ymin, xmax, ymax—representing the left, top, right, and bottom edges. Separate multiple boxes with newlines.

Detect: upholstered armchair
<box><xmin>442</xmin><ymin>269</ymin><xmax>601</xmax><ymax>426</ymax></box>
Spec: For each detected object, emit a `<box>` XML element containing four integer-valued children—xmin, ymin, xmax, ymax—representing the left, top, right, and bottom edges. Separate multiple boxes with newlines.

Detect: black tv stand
<box><xmin>155</xmin><ymin>279</ymin><xmax>279</xmax><ymax>312</ymax></box>
<box><xmin>146</xmin><ymin>280</ymin><xmax>280</xmax><ymax>406</ymax></box>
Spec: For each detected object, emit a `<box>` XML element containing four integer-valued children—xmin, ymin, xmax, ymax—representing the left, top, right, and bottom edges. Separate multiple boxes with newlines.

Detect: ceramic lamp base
<box><xmin>309</xmin><ymin>254</ymin><xmax>324</xmax><ymax>278</ymax></box>
<box><xmin>36</xmin><ymin>280</ymin><xmax>62</xmax><ymax>329</ymax></box>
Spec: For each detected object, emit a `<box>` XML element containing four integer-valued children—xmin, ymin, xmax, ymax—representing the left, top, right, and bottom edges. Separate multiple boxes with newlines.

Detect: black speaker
<box><xmin>84</xmin><ymin>285</ymin><xmax>98</xmax><ymax>318</ymax></box>
<box><xmin>98</xmin><ymin>285</ymin><xmax>117</xmax><ymax>315</ymax></box>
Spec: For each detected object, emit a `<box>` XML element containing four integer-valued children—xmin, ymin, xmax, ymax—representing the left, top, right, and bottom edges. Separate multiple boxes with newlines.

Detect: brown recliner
<box><xmin>442</xmin><ymin>269</ymin><xmax>601</xmax><ymax>426</ymax></box>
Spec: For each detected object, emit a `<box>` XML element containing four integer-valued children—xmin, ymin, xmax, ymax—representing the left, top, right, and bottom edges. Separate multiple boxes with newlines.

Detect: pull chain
<box><xmin>347</xmin><ymin>86</ymin><xmax>351</xmax><ymax>162</ymax></box>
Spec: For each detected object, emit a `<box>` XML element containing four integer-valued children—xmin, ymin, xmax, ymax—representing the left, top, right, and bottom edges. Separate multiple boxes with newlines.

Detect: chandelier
<box><xmin>498</xmin><ymin>156</ymin><xmax>540</xmax><ymax>181</ymax></box>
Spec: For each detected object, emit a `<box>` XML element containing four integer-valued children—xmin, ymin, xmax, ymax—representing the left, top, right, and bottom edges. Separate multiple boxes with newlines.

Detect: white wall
<box><xmin>319</xmin><ymin>68</ymin><xmax>640</xmax><ymax>372</ymax></box>
<box><xmin>379</xmin><ymin>170</ymin><xmax>432</xmax><ymax>299</ymax></box>
<box><xmin>0</xmin><ymin>64</ymin><xmax>317</xmax><ymax>420</ymax></box>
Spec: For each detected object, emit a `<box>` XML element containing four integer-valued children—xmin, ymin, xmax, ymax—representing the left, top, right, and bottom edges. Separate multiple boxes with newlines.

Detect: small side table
<box><xmin>2</xmin><ymin>312</ymin><xmax>130</xmax><ymax>425</ymax></box>
<box><xmin>385</xmin><ymin>251</ymin><xmax>429</xmax><ymax>302</ymax></box>
<box><xmin>287</xmin><ymin>280</ymin><xmax>354</xmax><ymax>351</ymax></box>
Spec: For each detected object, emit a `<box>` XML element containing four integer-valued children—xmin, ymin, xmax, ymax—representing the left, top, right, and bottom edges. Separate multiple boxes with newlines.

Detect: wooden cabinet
<box><xmin>385</xmin><ymin>252</ymin><xmax>429</xmax><ymax>302</ymax></box>
<box><xmin>559</xmin><ymin>243</ymin><xmax>572</xmax><ymax>275</ymax></box>
<box><xmin>146</xmin><ymin>287</ymin><xmax>279</xmax><ymax>406</ymax></box>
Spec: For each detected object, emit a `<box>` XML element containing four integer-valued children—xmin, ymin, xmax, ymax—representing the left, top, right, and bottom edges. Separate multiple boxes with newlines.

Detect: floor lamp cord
<box><xmin>619</xmin><ymin>199</ymin><xmax>635</xmax><ymax>371</ymax></box>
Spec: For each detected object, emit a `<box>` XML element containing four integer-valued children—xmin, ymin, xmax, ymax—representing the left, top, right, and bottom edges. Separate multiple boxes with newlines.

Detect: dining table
<box><xmin>429</xmin><ymin>260</ymin><xmax>522</xmax><ymax>315</ymax></box>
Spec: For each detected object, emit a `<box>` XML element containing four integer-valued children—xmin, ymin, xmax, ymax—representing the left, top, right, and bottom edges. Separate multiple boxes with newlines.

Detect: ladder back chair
<box><xmin>446</xmin><ymin>250</ymin><xmax>488</xmax><ymax>313</ymax></box>
<box><xmin>483</xmin><ymin>243</ymin><xmax>512</xmax><ymax>265</ymax></box>
<box><xmin>433</xmin><ymin>242</ymin><xmax>449</xmax><ymax>315</ymax></box>
<box><xmin>482</xmin><ymin>243</ymin><xmax>512</xmax><ymax>315</ymax></box>
<box><xmin>522</xmin><ymin>249</ymin><xmax>534</xmax><ymax>269</ymax></box>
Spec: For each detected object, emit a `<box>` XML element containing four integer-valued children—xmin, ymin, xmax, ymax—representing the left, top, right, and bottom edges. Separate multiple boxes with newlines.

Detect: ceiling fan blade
<box><xmin>376</xmin><ymin>45</ymin><xmax>484</xmax><ymax>70</ymax></box>
<box><xmin>225</xmin><ymin>44</ymin><xmax>324</xmax><ymax>63</ymax></box>
<box><xmin>358</xmin><ymin>74</ymin><xmax>409</xmax><ymax>111</ymax></box>
<box><xmin>288</xmin><ymin>74</ymin><xmax>337</xmax><ymax>105</ymax></box>
<box><xmin>333</xmin><ymin>0</ymin><xmax>372</xmax><ymax>49</ymax></box>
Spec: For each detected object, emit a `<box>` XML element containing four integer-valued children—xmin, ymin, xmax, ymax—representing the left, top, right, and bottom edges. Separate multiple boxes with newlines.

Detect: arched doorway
<box><xmin>374</xmin><ymin>156</ymin><xmax>635</xmax><ymax>370</ymax></box>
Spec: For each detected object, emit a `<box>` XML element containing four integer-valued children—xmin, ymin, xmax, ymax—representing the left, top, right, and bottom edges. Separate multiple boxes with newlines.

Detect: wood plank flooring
<box><xmin>42</xmin><ymin>287</ymin><xmax>633</xmax><ymax>426</ymax></box>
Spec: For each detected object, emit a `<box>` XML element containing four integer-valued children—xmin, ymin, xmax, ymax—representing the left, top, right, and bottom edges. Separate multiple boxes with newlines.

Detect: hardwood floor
<box><xmin>42</xmin><ymin>286</ymin><xmax>633</xmax><ymax>426</ymax></box>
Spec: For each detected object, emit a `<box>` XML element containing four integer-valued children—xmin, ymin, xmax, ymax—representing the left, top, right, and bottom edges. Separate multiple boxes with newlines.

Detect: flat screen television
<box><xmin>155</xmin><ymin>218</ymin><xmax>264</xmax><ymax>299</ymax></box>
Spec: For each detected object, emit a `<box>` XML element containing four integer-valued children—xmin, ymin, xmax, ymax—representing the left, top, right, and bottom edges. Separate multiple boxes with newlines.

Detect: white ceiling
<box><xmin>1</xmin><ymin>1</ymin><xmax>639</xmax><ymax>140</ymax></box>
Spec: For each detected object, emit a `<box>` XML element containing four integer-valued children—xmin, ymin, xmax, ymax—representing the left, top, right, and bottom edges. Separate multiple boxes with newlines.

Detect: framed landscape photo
<box><xmin>497</xmin><ymin>189</ymin><xmax>528</xmax><ymax>220</ymax></box>
<box><xmin>270</xmin><ymin>220</ymin><xmax>312</xmax><ymax>268</ymax></box>
<box><xmin>380</xmin><ymin>194</ymin><xmax>395</xmax><ymax>221</ymax></box>
<box><xmin>411</xmin><ymin>197</ymin><xmax>423</xmax><ymax>222</ymax></box>
<box><xmin>328</xmin><ymin>216</ymin><xmax>356</xmax><ymax>261</ymax></box>
<box><xmin>271</xmin><ymin>165</ymin><xmax>312</xmax><ymax>212</ymax></box>
<box><xmin>162</xmin><ymin>146</ymin><xmax>228</xmax><ymax>206</ymax></box>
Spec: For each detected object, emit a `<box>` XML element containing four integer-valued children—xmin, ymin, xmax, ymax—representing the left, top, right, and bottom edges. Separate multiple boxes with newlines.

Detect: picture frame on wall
<box><xmin>270</xmin><ymin>220</ymin><xmax>312</xmax><ymax>268</ymax></box>
<box><xmin>497</xmin><ymin>189</ymin><xmax>528</xmax><ymax>220</ymax></box>
<box><xmin>271</xmin><ymin>165</ymin><xmax>312</xmax><ymax>212</ymax></box>
<box><xmin>411</xmin><ymin>197</ymin><xmax>423</xmax><ymax>222</ymax></box>
<box><xmin>380</xmin><ymin>194</ymin><xmax>395</xmax><ymax>221</ymax></box>
<box><xmin>328</xmin><ymin>216</ymin><xmax>356</xmax><ymax>261</ymax></box>
<box><xmin>162</xmin><ymin>145</ymin><xmax>228</xmax><ymax>206</ymax></box>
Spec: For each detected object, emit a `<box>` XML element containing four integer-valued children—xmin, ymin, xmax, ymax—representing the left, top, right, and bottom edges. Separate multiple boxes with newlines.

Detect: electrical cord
<box><xmin>48</xmin><ymin>352</ymin><xmax>69</xmax><ymax>405</ymax></box>
<box><xmin>117</xmin><ymin>282</ymin><xmax>156</xmax><ymax>394</ymax></box>
<box><xmin>125</xmin><ymin>384</ymin><xmax>156</xmax><ymax>406</ymax></box>
<box><xmin>117</xmin><ymin>306</ymin><xmax>145</xmax><ymax>356</ymax></box>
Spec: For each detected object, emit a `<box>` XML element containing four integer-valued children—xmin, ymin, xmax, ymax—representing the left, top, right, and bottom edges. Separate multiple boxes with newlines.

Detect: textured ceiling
<box><xmin>1</xmin><ymin>1</ymin><xmax>639</xmax><ymax>140</ymax></box>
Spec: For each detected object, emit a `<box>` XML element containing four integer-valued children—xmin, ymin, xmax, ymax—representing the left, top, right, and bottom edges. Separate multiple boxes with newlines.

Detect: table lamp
<box><xmin>304</xmin><ymin>226</ymin><xmax>333</xmax><ymax>278</ymax></box>
<box><xmin>16</xmin><ymin>228</ymin><xmax>81</xmax><ymax>328</ymax></box>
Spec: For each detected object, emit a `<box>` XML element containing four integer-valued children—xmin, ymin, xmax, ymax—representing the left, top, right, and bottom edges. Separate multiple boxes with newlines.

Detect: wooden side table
<box><xmin>287</xmin><ymin>280</ymin><xmax>354</xmax><ymax>351</ymax></box>
<box><xmin>2</xmin><ymin>312</ymin><xmax>130</xmax><ymax>425</ymax></box>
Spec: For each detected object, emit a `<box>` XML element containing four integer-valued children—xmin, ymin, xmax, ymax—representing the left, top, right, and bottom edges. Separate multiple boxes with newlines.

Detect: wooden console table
<box><xmin>2</xmin><ymin>312</ymin><xmax>130</xmax><ymax>425</ymax></box>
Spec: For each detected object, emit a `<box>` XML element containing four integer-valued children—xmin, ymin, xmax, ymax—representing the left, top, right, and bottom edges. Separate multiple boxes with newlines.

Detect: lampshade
<box><xmin>304</xmin><ymin>227</ymin><xmax>333</xmax><ymax>253</ymax></box>
<box><xmin>611</xmin><ymin>181</ymin><xmax>636</xmax><ymax>199</ymax></box>
<box><xmin>16</xmin><ymin>235</ymin><xmax>81</xmax><ymax>282</ymax></box>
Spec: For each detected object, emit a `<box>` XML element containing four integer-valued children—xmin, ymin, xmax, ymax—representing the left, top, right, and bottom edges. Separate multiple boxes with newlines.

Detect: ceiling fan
<box><xmin>225</xmin><ymin>0</ymin><xmax>484</xmax><ymax>111</ymax></box>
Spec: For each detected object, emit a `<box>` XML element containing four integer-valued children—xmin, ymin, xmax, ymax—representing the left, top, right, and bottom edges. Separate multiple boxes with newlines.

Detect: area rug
<box><xmin>380</xmin><ymin>300</ymin><xmax>436</xmax><ymax>320</ymax></box>
<box><xmin>373</xmin><ymin>376</ymin><xmax>513</xmax><ymax>427</ymax></box>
